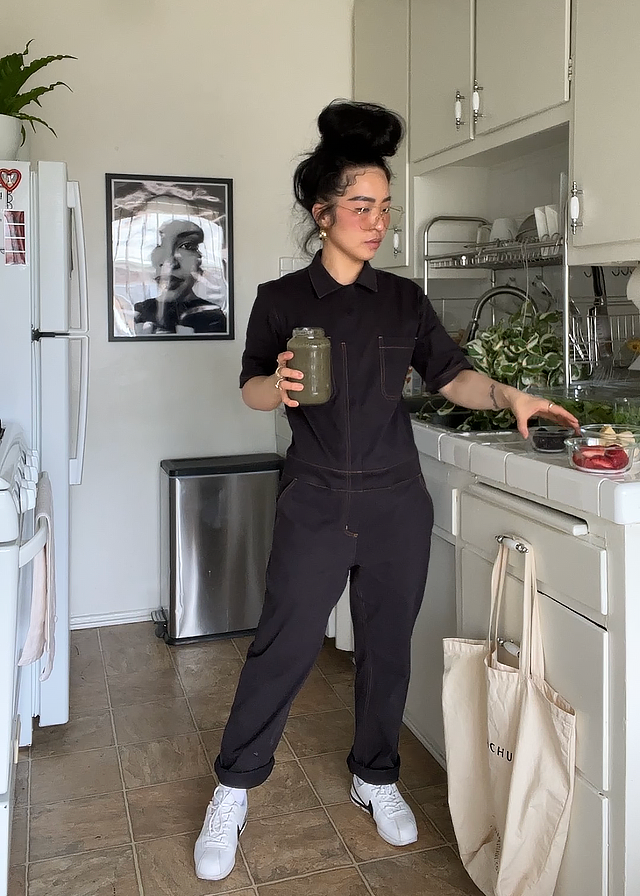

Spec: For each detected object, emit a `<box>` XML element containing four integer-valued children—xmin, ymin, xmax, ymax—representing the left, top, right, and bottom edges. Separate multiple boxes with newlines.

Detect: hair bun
<box><xmin>317</xmin><ymin>101</ymin><xmax>404</xmax><ymax>160</ymax></box>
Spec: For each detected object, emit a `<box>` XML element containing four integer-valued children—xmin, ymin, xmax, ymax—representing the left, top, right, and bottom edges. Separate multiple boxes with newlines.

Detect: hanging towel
<box><xmin>18</xmin><ymin>472</ymin><xmax>56</xmax><ymax>680</ymax></box>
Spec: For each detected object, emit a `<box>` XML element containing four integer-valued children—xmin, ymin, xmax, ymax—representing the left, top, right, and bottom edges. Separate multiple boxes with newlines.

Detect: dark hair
<box><xmin>294</xmin><ymin>100</ymin><xmax>405</xmax><ymax>253</ymax></box>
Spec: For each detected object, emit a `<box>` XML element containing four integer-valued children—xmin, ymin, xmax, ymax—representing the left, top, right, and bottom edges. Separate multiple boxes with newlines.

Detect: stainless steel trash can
<box><xmin>156</xmin><ymin>453</ymin><xmax>282</xmax><ymax>644</ymax></box>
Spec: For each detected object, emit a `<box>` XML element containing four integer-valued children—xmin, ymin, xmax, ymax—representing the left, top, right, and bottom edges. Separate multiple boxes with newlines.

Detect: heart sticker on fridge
<box><xmin>0</xmin><ymin>169</ymin><xmax>22</xmax><ymax>192</ymax></box>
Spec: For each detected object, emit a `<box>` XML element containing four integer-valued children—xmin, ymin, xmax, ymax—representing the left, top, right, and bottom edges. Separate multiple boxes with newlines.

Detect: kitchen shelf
<box><xmin>426</xmin><ymin>236</ymin><xmax>564</xmax><ymax>271</ymax></box>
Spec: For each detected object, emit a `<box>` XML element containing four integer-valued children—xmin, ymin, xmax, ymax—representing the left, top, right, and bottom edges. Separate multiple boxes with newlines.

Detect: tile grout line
<box><xmin>165</xmin><ymin>639</ymin><xmax>259</xmax><ymax>891</ymax></box>
<box><xmin>97</xmin><ymin>628</ymin><xmax>146</xmax><ymax>896</ymax></box>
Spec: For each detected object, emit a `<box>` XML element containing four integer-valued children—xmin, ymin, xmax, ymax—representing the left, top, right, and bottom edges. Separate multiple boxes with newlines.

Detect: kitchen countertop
<box><xmin>411</xmin><ymin>418</ymin><xmax>640</xmax><ymax>525</ymax></box>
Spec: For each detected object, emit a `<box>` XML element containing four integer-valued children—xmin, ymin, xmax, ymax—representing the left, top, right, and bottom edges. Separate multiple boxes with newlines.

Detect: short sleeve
<box><xmin>239</xmin><ymin>284</ymin><xmax>286</xmax><ymax>388</ymax></box>
<box><xmin>411</xmin><ymin>293</ymin><xmax>473</xmax><ymax>393</ymax></box>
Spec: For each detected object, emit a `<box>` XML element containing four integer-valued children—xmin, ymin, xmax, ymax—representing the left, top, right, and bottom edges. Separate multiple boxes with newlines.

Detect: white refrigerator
<box><xmin>0</xmin><ymin>159</ymin><xmax>89</xmax><ymax>740</ymax></box>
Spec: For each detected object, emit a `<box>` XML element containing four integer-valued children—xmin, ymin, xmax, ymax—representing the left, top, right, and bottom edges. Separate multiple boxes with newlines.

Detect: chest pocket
<box><xmin>378</xmin><ymin>336</ymin><xmax>416</xmax><ymax>401</ymax></box>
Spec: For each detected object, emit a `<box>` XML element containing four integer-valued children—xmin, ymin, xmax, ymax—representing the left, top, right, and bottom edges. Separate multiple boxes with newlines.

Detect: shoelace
<box><xmin>368</xmin><ymin>784</ymin><xmax>408</xmax><ymax>817</ymax></box>
<box><xmin>205</xmin><ymin>794</ymin><xmax>238</xmax><ymax>847</ymax></box>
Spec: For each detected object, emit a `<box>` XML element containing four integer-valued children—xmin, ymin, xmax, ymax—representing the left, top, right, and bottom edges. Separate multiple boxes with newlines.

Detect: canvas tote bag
<box><xmin>442</xmin><ymin>538</ymin><xmax>576</xmax><ymax>896</ymax></box>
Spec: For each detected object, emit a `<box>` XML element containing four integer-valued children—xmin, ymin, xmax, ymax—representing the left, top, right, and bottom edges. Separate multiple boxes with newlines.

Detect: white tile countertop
<box><xmin>411</xmin><ymin>418</ymin><xmax>640</xmax><ymax>525</ymax></box>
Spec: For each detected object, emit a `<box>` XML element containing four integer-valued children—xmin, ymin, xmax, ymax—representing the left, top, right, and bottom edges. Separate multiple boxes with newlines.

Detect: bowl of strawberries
<box><xmin>565</xmin><ymin>437</ymin><xmax>639</xmax><ymax>475</ymax></box>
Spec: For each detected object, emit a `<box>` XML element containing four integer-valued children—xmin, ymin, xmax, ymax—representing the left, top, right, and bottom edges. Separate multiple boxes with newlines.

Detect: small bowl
<box><xmin>579</xmin><ymin>424</ymin><xmax>640</xmax><ymax>446</ymax></box>
<box><xmin>529</xmin><ymin>425</ymin><xmax>575</xmax><ymax>453</ymax></box>
<box><xmin>566</xmin><ymin>437</ymin><xmax>638</xmax><ymax>475</ymax></box>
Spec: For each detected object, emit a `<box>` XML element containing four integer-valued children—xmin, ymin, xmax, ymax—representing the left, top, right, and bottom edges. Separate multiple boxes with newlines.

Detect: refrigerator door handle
<box><xmin>66</xmin><ymin>181</ymin><xmax>89</xmax><ymax>335</ymax></box>
<box><xmin>69</xmin><ymin>332</ymin><xmax>89</xmax><ymax>486</ymax></box>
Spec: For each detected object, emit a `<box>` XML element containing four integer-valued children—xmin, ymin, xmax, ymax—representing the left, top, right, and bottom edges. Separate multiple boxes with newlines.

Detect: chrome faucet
<box><xmin>460</xmin><ymin>285</ymin><xmax>539</xmax><ymax>346</ymax></box>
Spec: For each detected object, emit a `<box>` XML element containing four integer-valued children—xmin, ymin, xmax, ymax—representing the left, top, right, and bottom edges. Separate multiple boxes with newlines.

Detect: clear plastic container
<box><xmin>529</xmin><ymin>425</ymin><xmax>575</xmax><ymax>453</ymax></box>
<box><xmin>286</xmin><ymin>327</ymin><xmax>332</xmax><ymax>406</ymax></box>
<box><xmin>566</xmin><ymin>437</ymin><xmax>639</xmax><ymax>475</ymax></box>
<box><xmin>579</xmin><ymin>423</ymin><xmax>640</xmax><ymax>446</ymax></box>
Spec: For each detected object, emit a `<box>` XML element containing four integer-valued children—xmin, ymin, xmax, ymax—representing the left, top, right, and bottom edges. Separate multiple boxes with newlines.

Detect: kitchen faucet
<box><xmin>460</xmin><ymin>285</ymin><xmax>539</xmax><ymax>346</ymax></box>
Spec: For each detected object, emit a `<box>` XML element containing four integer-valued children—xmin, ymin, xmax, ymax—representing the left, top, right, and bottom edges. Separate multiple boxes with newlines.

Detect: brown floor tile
<box><xmin>7</xmin><ymin>865</ymin><xmax>25</xmax><ymax>896</ymax></box>
<box><xmin>326</xmin><ymin>795</ymin><xmax>444</xmax><ymax>863</ymax></box>
<box><xmin>290</xmin><ymin>670</ymin><xmax>344</xmax><ymax>717</ymax></box>
<box><xmin>137</xmin><ymin>831</ymin><xmax>252</xmax><ymax>895</ymax></box>
<box><xmin>119</xmin><ymin>733</ymin><xmax>210</xmax><ymax>788</ymax></box>
<box><xmin>258</xmin><ymin>867</ymin><xmax>370</xmax><ymax>895</ymax></box>
<box><xmin>107</xmin><ymin>666</ymin><xmax>184</xmax><ymax>707</ymax></box>
<box><xmin>10</xmin><ymin>809</ymin><xmax>27</xmax><ymax>866</ymax></box>
<box><xmin>176</xmin><ymin>654</ymin><xmax>244</xmax><ymax>697</ymax></box>
<box><xmin>314</xmin><ymin>642</ymin><xmax>355</xmax><ymax>676</ymax></box>
<box><xmin>30</xmin><ymin>747</ymin><xmax>122</xmax><ymax>805</ymax></box>
<box><xmin>398</xmin><ymin>737</ymin><xmax>447</xmax><ymax>791</ymax></box>
<box><xmin>101</xmin><ymin>622</ymin><xmax>173</xmax><ymax>676</ymax></box>
<box><xmin>299</xmin><ymin>751</ymin><xmax>352</xmax><ymax>805</ymax></box>
<box><xmin>232</xmin><ymin>635</ymin><xmax>254</xmax><ymax>657</ymax></box>
<box><xmin>188</xmin><ymin>690</ymin><xmax>237</xmax><ymax>731</ymax></box>
<box><xmin>30</xmin><ymin>791</ymin><xmax>130</xmax><ymax>861</ymax></box>
<box><xmin>127</xmin><ymin>775</ymin><xmax>213</xmax><ymax>841</ymax></box>
<box><xmin>285</xmin><ymin>710</ymin><xmax>354</xmax><ymax>759</ymax></box>
<box><xmin>246</xmin><ymin>761</ymin><xmax>320</xmax><ymax>819</ymax></box>
<box><xmin>27</xmin><ymin>845</ymin><xmax>140</xmax><ymax>896</ymax></box>
<box><xmin>359</xmin><ymin>846</ymin><xmax>483</xmax><ymax>895</ymax></box>
<box><xmin>112</xmin><ymin>697</ymin><xmax>195</xmax><ymax>744</ymax></box>
<box><xmin>14</xmin><ymin>761</ymin><xmax>28</xmax><ymax>808</ymax></box>
<box><xmin>69</xmin><ymin>676</ymin><xmax>110</xmax><ymax>716</ymax></box>
<box><xmin>70</xmin><ymin>628</ymin><xmax>101</xmax><ymax>658</ymax></box>
<box><xmin>242</xmin><ymin>808</ymin><xmax>350</xmax><ymax>885</ymax></box>
<box><xmin>31</xmin><ymin>710</ymin><xmax>114</xmax><ymax>758</ymax></box>
<box><xmin>325</xmin><ymin>673</ymin><xmax>355</xmax><ymax>711</ymax></box>
<box><xmin>69</xmin><ymin>633</ymin><xmax>109</xmax><ymax>715</ymax></box>
<box><xmin>200</xmin><ymin>728</ymin><xmax>294</xmax><ymax>765</ymax></box>
<box><xmin>412</xmin><ymin>783</ymin><xmax>455</xmax><ymax>842</ymax></box>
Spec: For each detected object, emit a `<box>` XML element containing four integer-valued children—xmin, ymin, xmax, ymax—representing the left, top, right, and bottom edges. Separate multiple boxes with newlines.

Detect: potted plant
<box><xmin>0</xmin><ymin>40</ymin><xmax>75</xmax><ymax>159</ymax></box>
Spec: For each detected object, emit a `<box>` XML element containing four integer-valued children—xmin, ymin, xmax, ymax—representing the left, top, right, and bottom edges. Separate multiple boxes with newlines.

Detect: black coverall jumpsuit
<box><xmin>215</xmin><ymin>252</ymin><xmax>472</xmax><ymax>789</ymax></box>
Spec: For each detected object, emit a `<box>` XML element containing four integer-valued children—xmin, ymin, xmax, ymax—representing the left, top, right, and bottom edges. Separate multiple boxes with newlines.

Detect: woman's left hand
<box><xmin>508</xmin><ymin>391</ymin><xmax>580</xmax><ymax>439</ymax></box>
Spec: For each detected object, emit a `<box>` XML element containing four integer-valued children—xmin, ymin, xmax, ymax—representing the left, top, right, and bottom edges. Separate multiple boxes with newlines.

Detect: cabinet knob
<box><xmin>472</xmin><ymin>81</ymin><xmax>484</xmax><ymax>124</ymax></box>
<box><xmin>454</xmin><ymin>90</ymin><xmax>465</xmax><ymax>130</ymax></box>
<box><xmin>570</xmin><ymin>181</ymin><xmax>583</xmax><ymax>235</ymax></box>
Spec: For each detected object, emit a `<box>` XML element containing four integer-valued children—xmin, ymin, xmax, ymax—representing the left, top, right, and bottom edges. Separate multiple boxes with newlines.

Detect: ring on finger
<box><xmin>548</xmin><ymin>401</ymin><xmax>554</xmax><ymax>411</ymax></box>
<box><xmin>274</xmin><ymin>376</ymin><xmax>285</xmax><ymax>390</ymax></box>
<box><xmin>275</xmin><ymin>365</ymin><xmax>285</xmax><ymax>378</ymax></box>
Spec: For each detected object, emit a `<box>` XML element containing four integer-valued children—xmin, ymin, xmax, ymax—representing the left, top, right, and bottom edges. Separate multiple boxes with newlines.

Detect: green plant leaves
<box><xmin>0</xmin><ymin>41</ymin><xmax>75</xmax><ymax>137</ymax></box>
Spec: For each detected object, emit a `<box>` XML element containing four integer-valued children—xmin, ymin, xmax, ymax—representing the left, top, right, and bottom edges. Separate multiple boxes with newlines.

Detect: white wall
<box><xmin>4</xmin><ymin>0</ymin><xmax>355</xmax><ymax>623</ymax></box>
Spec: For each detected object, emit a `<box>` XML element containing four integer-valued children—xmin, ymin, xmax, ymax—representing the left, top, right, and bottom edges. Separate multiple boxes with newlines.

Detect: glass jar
<box><xmin>286</xmin><ymin>327</ymin><xmax>332</xmax><ymax>405</ymax></box>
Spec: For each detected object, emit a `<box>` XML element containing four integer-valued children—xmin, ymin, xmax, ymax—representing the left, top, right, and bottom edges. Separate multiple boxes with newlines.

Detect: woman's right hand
<box><xmin>274</xmin><ymin>351</ymin><xmax>304</xmax><ymax>407</ymax></box>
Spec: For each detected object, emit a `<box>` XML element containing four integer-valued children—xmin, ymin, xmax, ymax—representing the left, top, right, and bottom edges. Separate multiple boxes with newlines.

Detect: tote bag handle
<box><xmin>488</xmin><ymin>538</ymin><xmax>545</xmax><ymax>681</ymax></box>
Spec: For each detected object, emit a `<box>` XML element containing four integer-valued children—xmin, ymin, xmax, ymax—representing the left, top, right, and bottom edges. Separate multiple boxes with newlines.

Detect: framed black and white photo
<box><xmin>106</xmin><ymin>173</ymin><xmax>234</xmax><ymax>341</ymax></box>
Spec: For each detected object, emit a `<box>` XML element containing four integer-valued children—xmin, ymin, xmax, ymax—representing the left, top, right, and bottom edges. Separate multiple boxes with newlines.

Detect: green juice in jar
<box><xmin>287</xmin><ymin>327</ymin><xmax>332</xmax><ymax>405</ymax></box>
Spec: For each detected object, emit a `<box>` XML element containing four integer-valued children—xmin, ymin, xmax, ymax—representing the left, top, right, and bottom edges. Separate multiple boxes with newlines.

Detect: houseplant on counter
<box><xmin>0</xmin><ymin>41</ymin><xmax>75</xmax><ymax>158</ymax></box>
<box><xmin>417</xmin><ymin>308</ymin><xmax>567</xmax><ymax>431</ymax></box>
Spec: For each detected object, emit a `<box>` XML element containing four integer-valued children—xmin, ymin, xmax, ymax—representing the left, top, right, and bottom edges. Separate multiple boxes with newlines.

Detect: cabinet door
<box><xmin>475</xmin><ymin>0</ymin><xmax>571</xmax><ymax>135</ymax></box>
<box><xmin>571</xmin><ymin>0</ymin><xmax>640</xmax><ymax>251</ymax></box>
<box><xmin>404</xmin><ymin>533</ymin><xmax>456</xmax><ymax>761</ymax></box>
<box><xmin>409</xmin><ymin>0</ymin><xmax>472</xmax><ymax>161</ymax></box>
<box><xmin>354</xmin><ymin>0</ymin><xmax>410</xmax><ymax>269</ymax></box>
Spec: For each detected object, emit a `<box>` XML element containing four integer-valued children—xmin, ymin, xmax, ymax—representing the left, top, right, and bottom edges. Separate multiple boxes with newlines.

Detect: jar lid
<box><xmin>292</xmin><ymin>327</ymin><xmax>326</xmax><ymax>338</ymax></box>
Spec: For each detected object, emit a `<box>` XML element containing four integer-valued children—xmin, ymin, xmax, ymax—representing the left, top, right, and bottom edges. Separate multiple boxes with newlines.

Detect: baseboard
<box><xmin>70</xmin><ymin>608</ymin><xmax>157</xmax><ymax>630</ymax></box>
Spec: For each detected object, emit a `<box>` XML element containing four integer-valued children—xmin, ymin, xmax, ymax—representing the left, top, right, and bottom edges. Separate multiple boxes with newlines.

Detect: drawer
<box><xmin>460</xmin><ymin>485</ymin><xmax>607</xmax><ymax>617</ymax></box>
<box><xmin>420</xmin><ymin>453</ymin><xmax>456</xmax><ymax>535</ymax></box>
<box><xmin>460</xmin><ymin>548</ymin><xmax>609</xmax><ymax>790</ymax></box>
<box><xmin>554</xmin><ymin>773</ymin><xmax>608</xmax><ymax>896</ymax></box>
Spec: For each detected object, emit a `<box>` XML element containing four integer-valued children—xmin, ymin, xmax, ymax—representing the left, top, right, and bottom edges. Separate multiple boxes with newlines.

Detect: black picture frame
<box><xmin>106</xmin><ymin>173</ymin><xmax>234</xmax><ymax>341</ymax></box>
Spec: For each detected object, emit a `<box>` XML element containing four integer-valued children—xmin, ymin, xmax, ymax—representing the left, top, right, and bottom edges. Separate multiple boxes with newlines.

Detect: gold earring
<box><xmin>319</xmin><ymin>228</ymin><xmax>327</xmax><ymax>241</ymax></box>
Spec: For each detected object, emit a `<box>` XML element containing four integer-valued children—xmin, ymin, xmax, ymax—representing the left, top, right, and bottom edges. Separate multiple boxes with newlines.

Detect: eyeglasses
<box><xmin>335</xmin><ymin>204</ymin><xmax>404</xmax><ymax>230</ymax></box>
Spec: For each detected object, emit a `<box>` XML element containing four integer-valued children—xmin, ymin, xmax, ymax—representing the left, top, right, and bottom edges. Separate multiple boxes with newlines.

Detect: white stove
<box><xmin>0</xmin><ymin>422</ymin><xmax>41</xmax><ymax>895</ymax></box>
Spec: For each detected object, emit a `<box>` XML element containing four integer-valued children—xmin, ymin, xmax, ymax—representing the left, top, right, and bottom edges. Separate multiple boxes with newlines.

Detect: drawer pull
<box><xmin>496</xmin><ymin>534</ymin><xmax>528</xmax><ymax>554</ymax></box>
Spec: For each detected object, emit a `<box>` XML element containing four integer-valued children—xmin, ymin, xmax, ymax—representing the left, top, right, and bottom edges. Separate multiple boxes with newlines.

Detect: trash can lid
<box><xmin>160</xmin><ymin>453</ymin><xmax>283</xmax><ymax>477</ymax></box>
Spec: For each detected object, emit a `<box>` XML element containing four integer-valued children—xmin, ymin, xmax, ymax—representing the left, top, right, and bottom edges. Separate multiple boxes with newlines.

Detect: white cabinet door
<box><xmin>404</xmin><ymin>533</ymin><xmax>456</xmax><ymax>762</ymax></box>
<box><xmin>475</xmin><ymin>0</ymin><xmax>571</xmax><ymax>136</ymax></box>
<box><xmin>554</xmin><ymin>773</ymin><xmax>608</xmax><ymax>896</ymax></box>
<box><xmin>409</xmin><ymin>0</ymin><xmax>472</xmax><ymax>161</ymax></box>
<box><xmin>570</xmin><ymin>0</ymin><xmax>640</xmax><ymax>252</ymax></box>
<box><xmin>354</xmin><ymin>0</ymin><xmax>410</xmax><ymax>268</ymax></box>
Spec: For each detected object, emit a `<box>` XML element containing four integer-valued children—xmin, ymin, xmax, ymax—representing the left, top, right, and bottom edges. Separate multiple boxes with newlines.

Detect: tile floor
<box><xmin>8</xmin><ymin>622</ymin><xmax>482</xmax><ymax>896</ymax></box>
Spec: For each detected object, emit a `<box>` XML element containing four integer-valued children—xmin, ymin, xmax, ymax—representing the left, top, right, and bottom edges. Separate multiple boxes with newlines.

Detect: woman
<box><xmin>194</xmin><ymin>101</ymin><xmax>579</xmax><ymax>882</ymax></box>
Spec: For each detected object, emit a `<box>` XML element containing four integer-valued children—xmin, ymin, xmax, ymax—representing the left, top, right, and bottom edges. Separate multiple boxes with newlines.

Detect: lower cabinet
<box><xmin>404</xmin><ymin>531</ymin><xmax>456</xmax><ymax>763</ymax></box>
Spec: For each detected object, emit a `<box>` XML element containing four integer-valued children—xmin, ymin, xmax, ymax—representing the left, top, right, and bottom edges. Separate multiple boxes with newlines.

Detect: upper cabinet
<box><xmin>409</xmin><ymin>0</ymin><xmax>473</xmax><ymax>162</ymax></box>
<box><xmin>474</xmin><ymin>0</ymin><xmax>571</xmax><ymax>136</ymax></box>
<box><xmin>569</xmin><ymin>0</ymin><xmax>640</xmax><ymax>261</ymax></box>
<box><xmin>354</xmin><ymin>0</ymin><xmax>410</xmax><ymax>269</ymax></box>
<box><xmin>409</xmin><ymin>0</ymin><xmax>571</xmax><ymax>162</ymax></box>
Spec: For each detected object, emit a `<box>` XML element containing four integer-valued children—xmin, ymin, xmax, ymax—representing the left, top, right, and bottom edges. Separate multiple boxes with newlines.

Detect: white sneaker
<box><xmin>350</xmin><ymin>775</ymin><xmax>418</xmax><ymax>847</ymax></box>
<box><xmin>194</xmin><ymin>785</ymin><xmax>248</xmax><ymax>880</ymax></box>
